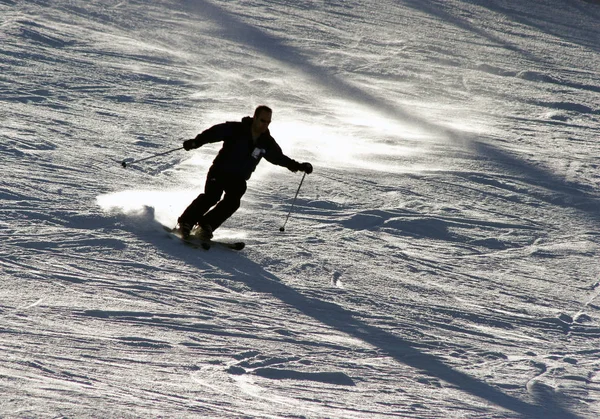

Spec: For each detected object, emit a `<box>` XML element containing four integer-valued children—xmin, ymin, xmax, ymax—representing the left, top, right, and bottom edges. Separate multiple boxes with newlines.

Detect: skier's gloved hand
<box><xmin>288</xmin><ymin>161</ymin><xmax>301</xmax><ymax>173</ymax></box>
<box><xmin>289</xmin><ymin>161</ymin><xmax>313</xmax><ymax>174</ymax></box>
<box><xmin>300</xmin><ymin>162</ymin><xmax>313</xmax><ymax>174</ymax></box>
<box><xmin>183</xmin><ymin>139</ymin><xmax>198</xmax><ymax>151</ymax></box>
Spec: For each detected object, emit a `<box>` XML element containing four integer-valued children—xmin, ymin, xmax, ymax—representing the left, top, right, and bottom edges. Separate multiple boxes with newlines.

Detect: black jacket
<box><xmin>192</xmin><ymin>117</ymin><xmax>301</xmax><ymax>180</ymax></box>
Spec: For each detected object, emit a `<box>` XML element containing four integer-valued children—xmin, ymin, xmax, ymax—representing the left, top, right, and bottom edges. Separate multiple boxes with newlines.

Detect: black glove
<box><xmin>183</xmin><ymin>139</ymin><xmax>198</xmax><ymax>151</ymax></box>
<box><xmin>300</xmin><ymin>162</ymin><xmax>313</xmax><ymax>174</ymax></box>
<box><xmin>289</xmin><ymin>161</ymin><xmax>313</xmax><ymax>174</ymax></box>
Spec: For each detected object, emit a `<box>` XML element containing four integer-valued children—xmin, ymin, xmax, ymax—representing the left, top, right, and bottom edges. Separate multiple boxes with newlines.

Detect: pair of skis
<box><xmin>163</xmin><ymin>226</ymin><xmax>245</xmax><ymax>251</ymax></box>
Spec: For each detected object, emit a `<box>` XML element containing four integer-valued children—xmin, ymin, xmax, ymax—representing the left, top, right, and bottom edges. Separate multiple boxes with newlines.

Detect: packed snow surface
<box><xmin>1</xmin><ymin>0</ymin><xmax>600</xmax><ymax>418</ymax></box>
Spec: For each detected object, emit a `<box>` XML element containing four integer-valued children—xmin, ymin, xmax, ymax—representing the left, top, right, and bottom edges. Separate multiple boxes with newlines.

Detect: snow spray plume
<box><xmin>280</xmin><ymin>173</ymin><xmax>306</xmax><ymax>232</ymax></box>
<box><xmin>121</xmin><ymin>146</ymin><xmax>184</xmax><ymax>168</ymax></box>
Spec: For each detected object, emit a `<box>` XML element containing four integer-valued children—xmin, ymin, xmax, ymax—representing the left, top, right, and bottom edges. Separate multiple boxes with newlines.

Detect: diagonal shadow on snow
<box><xmin>471</xmin><ymin>0</ymin><xmax>600</xmax><ymax>55</ymax></box>
<box><xmin>470</xmin><ymin>140</ymin><xmax>600</xmax><ymax>224</ymax></box>
<box><xmin>398</xmin><ymin>1</ymin><xmax>600</xmax><ymax>93</ymax></box>
<box><xmin>123</xmin><ymin>213</ymin><xmax>586</xmax><ymax>419</ymax></box>
<box><xmin>181</xmin><ymin>0</ymin><xmax>451</xmax><ymax>136</ymax></box>
<box><xmin>393</xmin><ymin>0</ymin><xmax>544</xmax><ymax>63</ymax></box>
<box><xmin>210</xmin><ymin>248</ymin><xmax>584</xmax><ymax>419</ymax></box>
<box><xmin>399</xmin><ymin>0</ymin><xmax>600</xmax><ymax>57</ymax></box>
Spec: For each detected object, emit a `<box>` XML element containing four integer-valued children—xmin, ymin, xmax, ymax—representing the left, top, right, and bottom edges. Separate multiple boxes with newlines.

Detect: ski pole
<box><xmin>279</xmin><ymin>173</ymin><xmax>306</xmax><ymax>232</ymax></box>
<box><xmin>121</xmin><ymin>146</ymin><xmax>184</xmax><ymax>168</ymax></box>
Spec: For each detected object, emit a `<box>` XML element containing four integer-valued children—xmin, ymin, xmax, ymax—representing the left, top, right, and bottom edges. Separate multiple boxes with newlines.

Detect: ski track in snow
<box><xmin>1</xmin><ymin>0</ymin><xmax>600</xmax><ymax>418</ymax></box>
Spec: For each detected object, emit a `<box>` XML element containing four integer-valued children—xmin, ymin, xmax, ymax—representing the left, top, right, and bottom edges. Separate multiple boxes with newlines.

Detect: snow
<box><xmin>1</xmin><ymin>0</ymin><xmax>599</xmax><ymax>417</ymax></box>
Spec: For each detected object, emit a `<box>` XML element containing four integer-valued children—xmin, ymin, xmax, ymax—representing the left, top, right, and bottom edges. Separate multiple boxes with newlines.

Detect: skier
<box><xmin>177</xmin><ymin>105</ymin><xmax>313</xmax><ymax>239</ymax></box>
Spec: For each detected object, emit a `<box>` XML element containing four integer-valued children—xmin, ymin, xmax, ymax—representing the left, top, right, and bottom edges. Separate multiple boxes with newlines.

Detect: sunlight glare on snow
<box><xmin>270</xmin><ymin>119</ymin><xmax>355</xmax><ymax>165</ymax></box>
<box><xmin>271</xmin><ymin>116</ymin><xmax>427</xmax><ymax>173</ymax></box>
<box><xmin>338</xmin><ymin>105</ymin><xmax>426</xmax><ymax>139</ymax></box>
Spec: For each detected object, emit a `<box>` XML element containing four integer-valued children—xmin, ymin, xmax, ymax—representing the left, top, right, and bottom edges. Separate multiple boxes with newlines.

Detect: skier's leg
<box><xmin>178</xmin><ymin>176</ymin><xmax>223</xmax><ymax>227</ymax></box>
<box><xmin>202</xmin><ymin>179</ymin><xmax>247</xmax><ymax>231</ymax></box>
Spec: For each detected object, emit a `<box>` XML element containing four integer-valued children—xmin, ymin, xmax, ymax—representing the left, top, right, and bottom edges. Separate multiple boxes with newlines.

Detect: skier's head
<box><xmin>252</xmin><ymin>105</ymin><xmax>272</xmax><ymax>136</ymax></box>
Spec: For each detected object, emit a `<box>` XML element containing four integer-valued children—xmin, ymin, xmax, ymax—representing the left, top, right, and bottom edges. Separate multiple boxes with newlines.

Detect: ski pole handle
<box><xmin>121</xmin><ymin>146</ymin><xmax>184</xmax><ymax>168</ymax></box>
<box><xmin>280</xmin><ymin>173</ymin><xmax>306</xmax><ymax>232</ymax></box>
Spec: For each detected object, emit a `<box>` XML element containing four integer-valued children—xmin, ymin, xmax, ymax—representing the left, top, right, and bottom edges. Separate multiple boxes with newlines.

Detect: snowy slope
<box><xmin>1</xmin><ymin>0</ymin><xmax>600</xmax><ymax>418</ymax></box>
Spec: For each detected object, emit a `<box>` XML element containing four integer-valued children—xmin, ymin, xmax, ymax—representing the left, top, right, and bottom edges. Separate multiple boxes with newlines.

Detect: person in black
<box><xmin>177</xmin><ymin>106</ymin><xmax>313</xmax><ymax>239</ymax></box>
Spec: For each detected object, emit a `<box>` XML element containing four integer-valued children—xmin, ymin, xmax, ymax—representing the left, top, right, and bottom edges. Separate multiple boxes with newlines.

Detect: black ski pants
<box><xmin>179</xmin><ymin>174</ymin><xmax>247</xmax><ymax>231</ymax></box>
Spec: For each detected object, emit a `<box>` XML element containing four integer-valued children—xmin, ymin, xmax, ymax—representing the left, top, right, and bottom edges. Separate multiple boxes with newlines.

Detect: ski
<box><xmin>163</xmin><ymin>226</ymin><xmax>245</xmax><ymax>251</ymax></box>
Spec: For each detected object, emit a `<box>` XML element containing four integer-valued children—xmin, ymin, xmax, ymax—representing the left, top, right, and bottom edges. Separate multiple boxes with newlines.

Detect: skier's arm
<box><xmin>264</xmin><ymin>140</ymin><xmax>313</xmax><ymax>174</ymax></box>
<box><xmin>183</xmin><ymin>122</ymin><xmax>233</xmax><ymax>150</ymax></box>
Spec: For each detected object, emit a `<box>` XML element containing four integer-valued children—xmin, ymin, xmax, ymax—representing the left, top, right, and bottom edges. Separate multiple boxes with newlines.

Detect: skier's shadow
<box><xmin>133</xmin><ymin>212</ymin><xmax>581</xmax><ymax>419</ymax></box>
<box><xmin>213</xmin><ymin>251</ymin><xmax>582</xmax><ymax>419</ymax></box>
